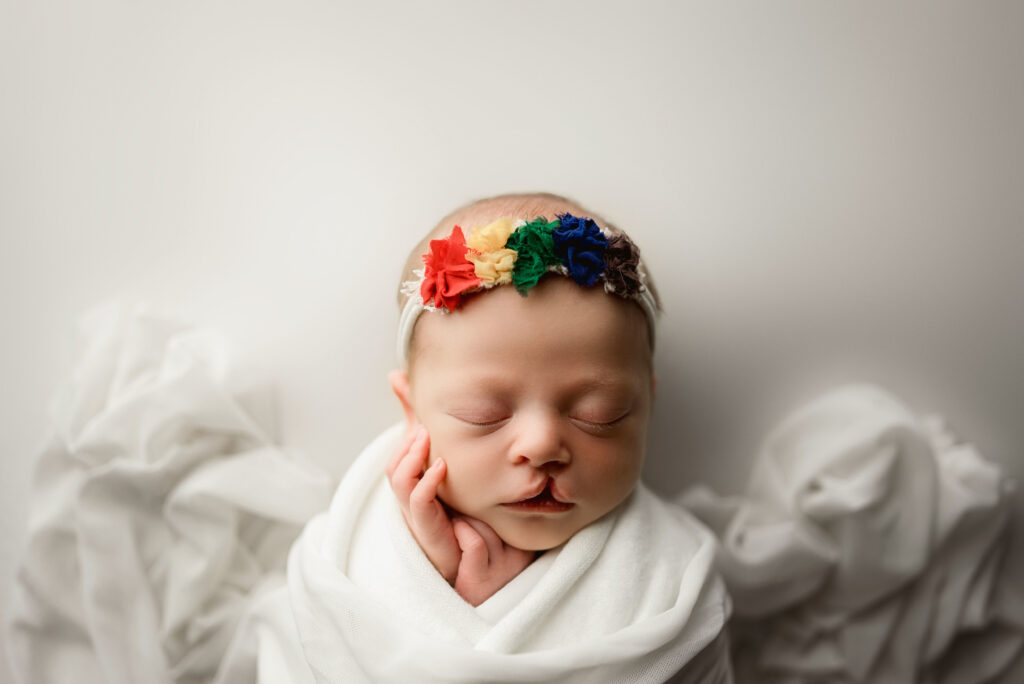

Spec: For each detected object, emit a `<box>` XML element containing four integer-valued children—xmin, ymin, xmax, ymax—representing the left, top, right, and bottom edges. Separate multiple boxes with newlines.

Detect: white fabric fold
<box><xmin>681</xmin><ymin>383</ymin><xmax>1023</xmax><ymax>683</ymax></box>
<box><xmin>6</xmin><ymin>298</ymin><xmax>334</xmax><ymax>684</ymax></box>
<box><xmin>218</xmin><ymin>422</ymin><xmax>733</xmax><ymax>684</ymax></box>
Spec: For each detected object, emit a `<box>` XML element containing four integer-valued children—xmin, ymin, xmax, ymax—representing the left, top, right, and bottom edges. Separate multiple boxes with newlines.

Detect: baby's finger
<box><xmin>411</xmin><ymin>456</ymin><xmax>445</xmax><ymax>506</ymax></box>
<box><xmin>453</xmin><ymin>517</ymin><xmax>488</xmax><ymax>576</ymax></box>
<box><xmin>386</xmin><ymin>426</ymin><xmax>420</xmax><ymax>479</ymax></box>
<box><xmin>409</xmin><ymin>459</ymin><xmax>451</xmax><ymax>534</ymax></box>
<box><xmin>459</xmin><ymin>516</ymin><xmax>504</xmax><ymax>561</ymax></box>
<box><xmin>390</xmin><ymin>429</ymin><xmax>429</xmax><ymax>502</ymax></box>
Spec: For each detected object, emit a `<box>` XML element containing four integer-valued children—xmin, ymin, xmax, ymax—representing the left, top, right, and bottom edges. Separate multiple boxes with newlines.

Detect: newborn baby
<box><xmin>387</xmin><ymin>196</ymin><xmax>659</xmax><ymax>606</ymax></box>
<box><xmin>213</xmin><ymin>191</ymin><xmax>732</xmax><ymax>683</ymax></box>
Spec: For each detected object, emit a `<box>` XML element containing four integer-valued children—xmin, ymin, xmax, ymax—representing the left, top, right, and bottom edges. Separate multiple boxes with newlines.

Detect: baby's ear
<box><xmin>388</xmin><ymin>369</ymin><xmax>417</xmax><ymax>426</ymax></box>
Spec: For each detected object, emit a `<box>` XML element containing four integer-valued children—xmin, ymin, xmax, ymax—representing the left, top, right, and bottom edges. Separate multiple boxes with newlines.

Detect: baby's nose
<box><xmin>510</xmin><ymin>410</ymin><xmax>571</xmax><ymax>468</ymax></box>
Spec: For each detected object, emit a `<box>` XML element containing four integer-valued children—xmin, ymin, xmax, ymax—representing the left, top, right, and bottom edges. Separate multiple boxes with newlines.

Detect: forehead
<box><xmin>410</xmin><ymin>277</ymin><xmax>651</xmax><ymax>388</ymax></box>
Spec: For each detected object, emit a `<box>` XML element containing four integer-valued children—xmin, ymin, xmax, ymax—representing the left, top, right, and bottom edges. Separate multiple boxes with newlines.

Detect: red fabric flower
<box><xmin>420</xmin><ymin>225</ymin><xmax>482</xmax><ymax>310</ymax></box>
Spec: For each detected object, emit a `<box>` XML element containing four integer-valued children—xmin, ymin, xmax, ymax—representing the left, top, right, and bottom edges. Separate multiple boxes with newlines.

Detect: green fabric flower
<box><xmin>507</xmin><ymin>218</ymin><xmax>561</xmax><ymax>294</ymax></box>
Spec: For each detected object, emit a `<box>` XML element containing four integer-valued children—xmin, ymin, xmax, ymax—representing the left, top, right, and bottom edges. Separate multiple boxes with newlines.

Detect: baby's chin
<box><xmin>439</xmin><ymin>495</ymin><xmax>582</xmax><ymax>551</ymax></box>
<box><xmin>441</xmin><ymin>503</ymin><xmax>575</xmax><ymax>552</ymax></box>
<box><xmin>484</xmin><ymin>515</ymin><xmax>580</xmax><ymax>552</ymax></box>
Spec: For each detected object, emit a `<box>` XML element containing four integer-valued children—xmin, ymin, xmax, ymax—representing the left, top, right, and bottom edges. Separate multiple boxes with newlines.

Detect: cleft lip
<box><xmin>508</xmin><ymin>478</ymin><xmax>572</xmax><ymax>505</ymax></box>
<box><xmin>509</xmin><ymin>479</ymin><xmax>549</xmax><ymax>503</ymax></box>
<box><xmin>547</xmin><ymin>479</ymin><xmax>571</xmax><ymax>504</ymax></box>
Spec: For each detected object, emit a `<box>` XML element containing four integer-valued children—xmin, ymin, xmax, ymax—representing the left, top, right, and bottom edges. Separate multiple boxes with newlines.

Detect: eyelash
<box><xmin>453</xmin><ymin>413</ymin><xmax>628</xmax><ymax>430</ymax></box>
<box><xmin>570</xmin><ymin>413</ymin><xmax>629</xmax><ymax>430</ymax></box>
<box><xmin>460</xmin><ymin>417</ymin><xmax>509</xmax><ymax>427</ymax></box>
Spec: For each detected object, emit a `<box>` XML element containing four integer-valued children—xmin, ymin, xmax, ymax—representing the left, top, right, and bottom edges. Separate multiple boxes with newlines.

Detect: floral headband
<box><xmin>397</xmin><ymin>213</ymin><xmax>659</xmax><ymax>363</ymax></box>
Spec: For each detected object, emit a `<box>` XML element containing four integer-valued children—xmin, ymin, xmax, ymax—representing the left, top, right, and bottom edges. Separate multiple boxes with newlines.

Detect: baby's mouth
<box><xmin>502</xmin><ymin>483</ymin><xmax>575</xmax><ymax>513</ymax></box>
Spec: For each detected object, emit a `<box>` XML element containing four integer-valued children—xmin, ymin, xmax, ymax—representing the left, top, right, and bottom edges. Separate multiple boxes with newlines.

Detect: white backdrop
<box><xmin>2</xmin><ymin>2</ymin><xmax>1022</xmax><ymax>680</ymax></box>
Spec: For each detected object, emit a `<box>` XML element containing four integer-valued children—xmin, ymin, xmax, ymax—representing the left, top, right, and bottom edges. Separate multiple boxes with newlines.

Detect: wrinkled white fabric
<box><xmin>681</xmin><ymin>384</ymin><xmax>1023</xmax><ymax>684</ymax></box>
<box><xmin>6</xmin><ymin>298</ymin><xmax>335</xmax><ymax>684</ymax></box>
<box><xmin>216</xmin><ymin>422</ymin><xmax>734</xmax><ymax>684</ymax></box>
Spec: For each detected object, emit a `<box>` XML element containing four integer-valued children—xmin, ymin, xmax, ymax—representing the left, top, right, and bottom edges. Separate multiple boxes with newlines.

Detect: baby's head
<box><xmin>389</xmin><ymin>192</ymin><xmax>661</xmax><ymax>551</ymax></box>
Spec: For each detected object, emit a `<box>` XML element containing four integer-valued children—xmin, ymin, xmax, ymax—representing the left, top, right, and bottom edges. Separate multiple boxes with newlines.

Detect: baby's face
<box><xmin>400</xmin><ymin>277</ymin><xmax>654</xmax><ymax>551</ymax></box>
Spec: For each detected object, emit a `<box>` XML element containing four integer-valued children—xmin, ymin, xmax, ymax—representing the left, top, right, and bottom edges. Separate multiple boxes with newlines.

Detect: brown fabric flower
<box><xmin>602</xmin><ymin>233</ymin><xmax>642</xmax><ymax>297</ymax></box>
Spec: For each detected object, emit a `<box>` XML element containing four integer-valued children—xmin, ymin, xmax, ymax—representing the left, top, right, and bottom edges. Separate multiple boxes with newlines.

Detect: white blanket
<box><xmin>216</xmin><ymin>423</ymin><xmax>733</xmax><ymax>683</ymax></box>
<box><xmin>681</xmin><ymin>384</ymin><xmax>1023</xmax><ymax>683</ymax></box>
<box><xmin>6</xmin><ymin>299</ymin><xmax>335</xmax><ymax>684</ymax></box>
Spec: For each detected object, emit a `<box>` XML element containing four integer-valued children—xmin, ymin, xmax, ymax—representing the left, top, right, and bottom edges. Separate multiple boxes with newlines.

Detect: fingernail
<box><xmin>431</xmin><ymin>458</ymin><xmax>444</xmax><ymax>470</ymax></box>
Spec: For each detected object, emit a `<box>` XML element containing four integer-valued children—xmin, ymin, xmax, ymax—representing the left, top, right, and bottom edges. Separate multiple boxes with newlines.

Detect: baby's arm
<box><xmin>387</xmin><ymin>426</ymin><xmax>533</xmax><ymax>605</ymax></box>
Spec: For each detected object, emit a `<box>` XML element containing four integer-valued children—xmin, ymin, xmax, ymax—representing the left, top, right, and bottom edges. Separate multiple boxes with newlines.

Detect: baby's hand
<box><xmin>387</xmin><ymin>425</ymin><xmax>461</xmax><ymax>584</ymax></box>
<box><xmin>452</xmin><ymin>516</ymin><xmax>535</xmax><ymax>607</ymax></box>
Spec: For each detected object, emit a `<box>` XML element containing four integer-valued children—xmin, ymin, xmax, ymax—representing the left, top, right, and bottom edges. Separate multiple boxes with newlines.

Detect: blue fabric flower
<box><xmin>553</xmin><ymin>213</ymin><xmax>608</xmax><ymax>287</ymax></box>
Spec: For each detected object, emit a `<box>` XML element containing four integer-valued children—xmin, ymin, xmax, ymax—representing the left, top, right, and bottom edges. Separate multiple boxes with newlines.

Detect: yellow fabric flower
<box><xmin>467</xmin><ymin>218</ymin><xmax>518</xmax><ymax>285</ymax></box>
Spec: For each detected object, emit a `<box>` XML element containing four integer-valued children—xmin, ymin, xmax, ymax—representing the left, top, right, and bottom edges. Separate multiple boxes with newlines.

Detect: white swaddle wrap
<box><xmin>218</xmin><ymin>422</ymin><xmax>733</xmax><ymax>683</ymax></box>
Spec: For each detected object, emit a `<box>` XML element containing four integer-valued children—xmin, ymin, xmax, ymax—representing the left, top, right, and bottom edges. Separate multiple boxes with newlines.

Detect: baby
<box><xmin>213</xmin><ymin>191</ymin><xmax>731</xmax><ymax>683</ymax></box>
<box><xmin>347</xmin><ymin>191</ymin><xmax>734</xmax><ymax>681</ymax></box>
<box><xmin>386</xmin><ymin>192</ymin><xmax>660</xmax><ymax>606</ymax></box>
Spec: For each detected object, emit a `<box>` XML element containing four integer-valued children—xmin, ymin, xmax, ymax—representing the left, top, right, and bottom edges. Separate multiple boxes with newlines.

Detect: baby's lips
<box><xmin>508</xmin><ymin>479</ymin><xmax>550</xmax><ymax>503</ymax></box>
<box><xmin>548</xmin><ymin>479</ymin><xmax>572</xmax><ymax>503</ymax></box>
<box><xmin>507</xmin><ymin>478</ymin><xmax>573</xmax><ymax>504</ymax></box>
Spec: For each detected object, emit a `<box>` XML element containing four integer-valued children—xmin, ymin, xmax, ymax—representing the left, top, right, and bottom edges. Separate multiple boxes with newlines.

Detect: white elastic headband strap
<box><xmin>396</xmin><ymin>295</ymin><xmax>425</xmax><ymax>366</ymax></box>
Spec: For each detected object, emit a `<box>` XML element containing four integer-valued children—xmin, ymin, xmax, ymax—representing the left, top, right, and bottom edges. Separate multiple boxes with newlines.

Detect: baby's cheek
<box><xmin>421</xmin><ymin>423</ymin><xmax>457</xmax><ymax>470</ymax></box>
<box><xmin>431</xmin><ymin>444</ymin><xmax>480</xmax><ymax>509</ymax></box>
<box><xmin>589</xmin><ymin>446</ymin><xmax>644</xmax><ymax>495</ymax></box>
<box><xmin>436</xmin><ymin>474</ymin><xmax>484</xmax><ymax>517</ymax></box>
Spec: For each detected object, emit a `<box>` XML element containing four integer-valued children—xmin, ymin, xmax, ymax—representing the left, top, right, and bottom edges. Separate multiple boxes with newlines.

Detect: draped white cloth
<box><xmin>215</xmin><ymin>422</ymin><xmax>734</xmax><ymax>684</ymax></box>
<box><xmin>681</xmin><ymin>384</ymin><xmax>1023</xmax><ymax>683</ymax></box>
<box><xmin>6</xmin><ymin>299</ymin><xmax>335</xmax><ymax>684</ymax></box>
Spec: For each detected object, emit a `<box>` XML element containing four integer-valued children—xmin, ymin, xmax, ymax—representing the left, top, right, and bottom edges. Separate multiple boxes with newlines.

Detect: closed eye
<box><xmin>570</xmin><ymin>411</ymin><xmax>630</xmax><ymax>431</ymax></box>
<box><xmin>448</xmin><ymin>413</ymin><xmax>511</xmax><ymax>428</ymax></box>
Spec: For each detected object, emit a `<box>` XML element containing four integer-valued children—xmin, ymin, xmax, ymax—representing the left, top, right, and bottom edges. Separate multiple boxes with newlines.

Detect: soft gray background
<box><xmin>2</xmin><ymin>1</ymin><xmax>1022</xmax><ymax>680</ymax></box>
